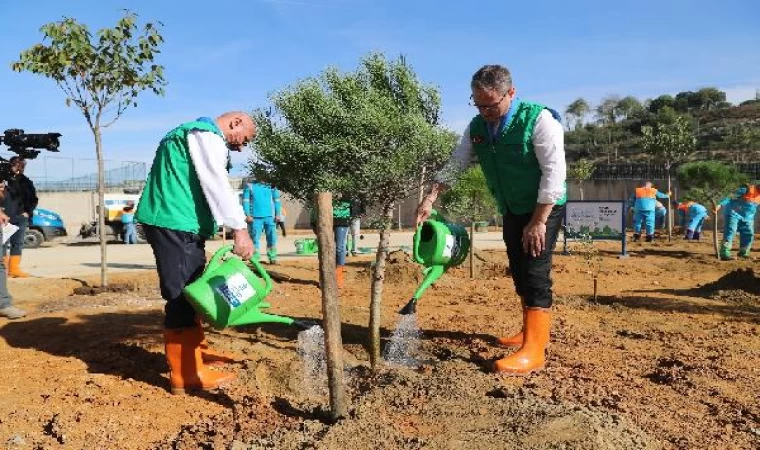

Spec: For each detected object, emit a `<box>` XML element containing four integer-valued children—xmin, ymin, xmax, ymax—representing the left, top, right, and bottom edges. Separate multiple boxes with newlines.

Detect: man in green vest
<box><xmin>136</xmin><ymin>111</ymin><xmax>255</xmax><ymax>394</ymax></box>
<box><xmin>416</xmin><ymin>65</ymin><xmax>567</xmax><ymax>376</ymax></box>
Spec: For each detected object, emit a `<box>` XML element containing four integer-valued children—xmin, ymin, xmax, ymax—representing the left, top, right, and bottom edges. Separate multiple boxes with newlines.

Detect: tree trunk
<box><xmin>315</xmin><ymin>192</ymin><xmax>347</xmax><ymax>420</ymax></box>
<box><xmin>711</xmin><ymin>201</ymin><xmax>720</xmax><ymax>260</ymax></box>
<box><xmin>666</xmin><ymin>168</ymin><xmax>673</xmax><ymax>242</ymax></box>
<box><xmin>94</xmin><ymin>127</ymin><xmax>108</xmax><ymax>287</ymax></box>
<box><xmin>369</xmin><ymin>203</ymin><xmax>394</xmax><ymax>369</ymax></box>
<box><xmin>469</xmin><ymin>221</ymin><xmax>475</xmax><ymax>279</ymax></box>
<box><xmin>580</xmin><ymin>183</ymin><xmax>585</xmax><ymax>201</ymax></box>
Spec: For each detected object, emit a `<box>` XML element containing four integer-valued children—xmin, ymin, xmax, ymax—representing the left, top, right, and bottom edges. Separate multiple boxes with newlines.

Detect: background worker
<box><xmin>241</xmin><ymin>179</ymin><xmax>282</xmax><ymax>264</ymax></box>
<box><xmin>717</xmin><ymin>183</ymin><xmax>758</xmax><ymax>260</ymax></box>
<box><xmin>655</xmin><ymin>200</ymin><xmax>667</xmax><ymax>230</ymax></box>
<box><xmin>677</xmin><ymin>200</ymin><xmax>708</xmax><ymax>240</ymax></box>
<box><xmin>121</xmin><ymin>201</ymin><xmax>138</xmax><ymax>244</ymax></box>
<box><xmin>630</xmin><ymin>181</ymin><xmax>670</xmax><ymax>242</ymax></box>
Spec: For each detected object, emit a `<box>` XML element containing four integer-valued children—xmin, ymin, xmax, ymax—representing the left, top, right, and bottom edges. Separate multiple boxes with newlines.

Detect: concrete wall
<box><xmin>39</xmin><ymin>178</ymin><xmax>758</xmax><ymax>239</ymax></box>
<box><xmin>37</xmin><ymin>191</ymin><xmax>97</xmax><ymax>237</ymax></box>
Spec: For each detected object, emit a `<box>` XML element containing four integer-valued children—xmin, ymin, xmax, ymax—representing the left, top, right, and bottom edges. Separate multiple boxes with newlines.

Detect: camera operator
<box><xmin>0</xmin><ymin>184</ymin><xmax>26</xmax><ymax>319</ymax></box>
<box><xmin>3</xmin><ymin>157</ymin><xmax>38</xmax><ymax>278</ymax></box>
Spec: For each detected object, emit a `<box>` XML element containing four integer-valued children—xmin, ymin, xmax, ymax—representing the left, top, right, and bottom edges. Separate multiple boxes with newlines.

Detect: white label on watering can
<box><xmin>215</xmin><ymin>273</ymin><xmax>256</xmax><ymax>308</ymax></box>
<box><xmin>442</xmin><ymin>235</ymin><xmax>455</xmax><ymax>260</ymax></box>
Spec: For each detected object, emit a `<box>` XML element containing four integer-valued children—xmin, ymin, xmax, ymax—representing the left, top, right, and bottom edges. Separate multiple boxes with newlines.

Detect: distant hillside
<box><xmin>565</xmin><ymin>97</ymin><xmax>760</xmax><ymax>165</ymax></box>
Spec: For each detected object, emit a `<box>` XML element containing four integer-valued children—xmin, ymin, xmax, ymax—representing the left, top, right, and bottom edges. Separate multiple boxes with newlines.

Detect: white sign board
<box><xmin>564</xmin><ymin>201</ymin><xmax>625</xmax><ymax>241</ymax></box>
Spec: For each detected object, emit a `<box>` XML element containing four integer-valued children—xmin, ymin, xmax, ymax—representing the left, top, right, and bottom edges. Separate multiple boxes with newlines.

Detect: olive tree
<box><xmin>251</xmin><ymin>53</ymin><xmax>455</xmax><ymax>412</ymax></box>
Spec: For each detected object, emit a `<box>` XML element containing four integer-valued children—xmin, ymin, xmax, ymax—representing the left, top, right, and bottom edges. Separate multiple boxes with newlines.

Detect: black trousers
<box><xmin>502</xmin><ymin>204</ymin><xmax>565</xmax><ymax>308</ymax></box>
<box><xmin>143</xmin><ymin>225</ymin><xmax>206</xmax><ymax>329</ymax></box>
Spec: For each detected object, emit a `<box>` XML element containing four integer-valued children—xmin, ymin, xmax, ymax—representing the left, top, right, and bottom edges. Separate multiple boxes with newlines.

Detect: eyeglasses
<box><xmin>469</xmin><ymin>92</ymin><xmax>508</xmax><ymax>112</ymax></box>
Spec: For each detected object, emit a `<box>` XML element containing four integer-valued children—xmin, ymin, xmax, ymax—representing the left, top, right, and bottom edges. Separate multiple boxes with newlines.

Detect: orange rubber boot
<box><xmin>8</xmin><ymin>255</ymin><xmax>29</xmax><ymax>278</ymax></box>
<box><xmin>163</xmin><ymin>327</ymin><xmax>236</xmax><ymax>394</ymax></box>
<box><xmin>336</xmin><ymin>265</ymin><xmax>345</xmax><ymax>289</ymax></box>
<box><xmin>496</xmin><ymin>307</ymin><xmax>526</xmax><ymax>348</ymax></box>
<box><xmin>494</xmin><ymin>308</ymin><xmax>551</xmax><ymax>375</ymax></box>
<box><xmin>196</xmin><ymin>323</ymin><xmax>242</xmax><ymax>366</ymax></box>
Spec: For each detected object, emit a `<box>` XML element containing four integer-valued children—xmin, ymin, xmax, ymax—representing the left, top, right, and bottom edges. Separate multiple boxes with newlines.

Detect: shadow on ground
<box><xmin>594</xmin><ymin>293</ymin><xmax>760</xmax><ymax>323</ymax></box>
<box><xmin>0</xmin><ymin>311</ymin><xmax>235</xmax><ymax>406</ymax></box>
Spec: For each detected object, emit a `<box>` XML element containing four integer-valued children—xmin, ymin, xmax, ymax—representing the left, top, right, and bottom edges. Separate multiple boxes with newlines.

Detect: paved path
<box><xmin>20</xmin><ymin>231</ymin><xmax>508</xmax><ymax>279</ymax></box>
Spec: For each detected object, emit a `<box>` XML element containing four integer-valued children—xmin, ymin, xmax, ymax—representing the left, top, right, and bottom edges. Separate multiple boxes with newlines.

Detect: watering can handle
<box><xmin>249</xmin><ymin>257</ymin><xmax>274</xmax><ymax>294</ymax></box>
<box><xmin>207</xmin><ymin>245</ymin><xmax>233</xmax><ymax>272</ymax></box>
<box><xmin>413</xmin><ymin>223</ymin><xmax>422</xmax><ymax>264</ymax></box>
<box><xmin>207</xmin><ymin>245</ymin><xmax>274</xmax><ymax>294</ymax></box>
<box><xmin>413</xmin><ymin>209</ymin><xmax>446</xmax><ymax>264</ymax></box>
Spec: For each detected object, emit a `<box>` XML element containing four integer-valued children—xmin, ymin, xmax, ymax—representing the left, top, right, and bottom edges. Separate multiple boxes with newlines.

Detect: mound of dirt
<box><xmin>696</xmin><ymin>268</ymin><xmax>760</xmax><ymax>296</ymax></box>
<box><xmin>357</xmin><ymin>250</ymin><xmax>423</xmax><ymax>285</ymax></box>
<box><xmin>242</xmin><ymin>360</ymin><xmax>660</xmax><ymax>450</ymax></box>
<box><xmin>359</xmin><ymin>249</ymin><xmax>511</xmax><ymax>284</ymax></box>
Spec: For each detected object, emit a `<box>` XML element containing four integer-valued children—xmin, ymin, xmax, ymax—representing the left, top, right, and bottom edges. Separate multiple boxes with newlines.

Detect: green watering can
<box><xmin>184</xmin><ymin>245</ymin><xmax>311</xmax><ymax>330</ymax></box>
<box><xmin>399</xmin><ymin>210</ymin><xmax>470</xmax><ymax>315</ymax></box>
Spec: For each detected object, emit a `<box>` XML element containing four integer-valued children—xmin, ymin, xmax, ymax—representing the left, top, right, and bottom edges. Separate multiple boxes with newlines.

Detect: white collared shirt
<box><xmin>186</xmin><ymin>131</ymin><xmax>247</xmax><ymax>230</ymax></box>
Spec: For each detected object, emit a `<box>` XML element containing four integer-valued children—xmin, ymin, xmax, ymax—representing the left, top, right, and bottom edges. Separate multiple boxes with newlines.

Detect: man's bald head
<box><xmin>216</xmin><ymin>111</ymin><xmax>257</xmax><ymax>151</ymax></box>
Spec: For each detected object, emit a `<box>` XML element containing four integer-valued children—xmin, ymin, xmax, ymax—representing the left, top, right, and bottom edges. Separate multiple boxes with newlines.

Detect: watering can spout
<box><xmin>399</xmin><ymin>298</ymin><xmax>417</xmax><ymax>315</ymax></box>
<box><xmin>292</xmin><ymin>319</ymin><xmax>319</xmax><ymax>331</ymax></box>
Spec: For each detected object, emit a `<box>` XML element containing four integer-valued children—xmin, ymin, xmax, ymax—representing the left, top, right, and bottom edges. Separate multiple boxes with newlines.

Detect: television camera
<box><xmin>0</xmin><ymin>128</ymin><xmax>62</xmax><ymax>181</ymax></box>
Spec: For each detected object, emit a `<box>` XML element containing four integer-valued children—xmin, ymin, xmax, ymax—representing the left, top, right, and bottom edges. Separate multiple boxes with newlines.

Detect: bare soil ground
<box><xmin>1</xmin><ymin>233</ymin><xmax>758</xmax><ymax>450</ymax></box>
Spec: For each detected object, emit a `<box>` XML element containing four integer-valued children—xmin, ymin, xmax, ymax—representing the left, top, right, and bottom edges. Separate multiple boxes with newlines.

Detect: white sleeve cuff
<box><xmin>538</xmin><ymin>190</ymin><xmax>567</xmax><ymax>204</ymax></box>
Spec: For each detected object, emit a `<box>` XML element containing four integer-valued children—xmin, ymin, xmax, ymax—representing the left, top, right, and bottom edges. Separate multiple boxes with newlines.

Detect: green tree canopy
<box><xmin>251</xmin><ymin>53</ymin><xmax>454</xmax><ymax>210</ymax></box>
<box><xmin>565</xmin><ymin>98</ymin><xmax>590</xmax><ymax>130</ymax></box>
<box><xmin>440</xmin><ymin>166</ymin><xmax>497</xmax><ymax>223</ymax></box>
<box><xmin>616</xmin><ymin>96</ymin><xmax>643</xmax><ymax>120</ymax></box>
<box><xmin>567</xmin><ymin>158</ymin><xmax>596</xmax><ymax>200</ymax></box>
<box><xmin>648</xmin><ymin>95</ymin><xmax>675</xmax><ymax>114</ymax></box>
<box><xmin>641</xmin><ymin>115</ymin><xmax>696</xmax><ymax>170</ymax></box>
<box><xmin>596</xmin><ymin>95</ymin><xmax>621</xmax><ymax>124</ymax></box>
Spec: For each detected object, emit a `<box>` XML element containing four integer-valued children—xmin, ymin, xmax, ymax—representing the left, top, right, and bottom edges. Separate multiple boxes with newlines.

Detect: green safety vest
<box><xmin>135</xmin><ymin>121</ymin><xmax>223</xmax><ymax>238</ymax></box>
<box><xmin>469</xmin><ymin>100</ymin><xmax>567</xmax><ymax>215</ymax></box>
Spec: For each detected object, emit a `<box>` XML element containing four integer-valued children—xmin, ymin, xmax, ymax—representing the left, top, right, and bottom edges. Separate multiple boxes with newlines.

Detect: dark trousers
<box><xmin>6</xmin><ymin>215</ymin><xmax>28</xmax><ymax>256</ymax></box>
<box><xmin>276</xmin><ymin>219</ymin><xmax>287</xmax><ymax>237</ymax></box>
<box><xmin>502</xmin><ymin>204</ymin><xmax>565</xmax><ymax>309</ymax></box>
<box><xmin>143</xmin><ymin>225</ymin><xmax>206</xmax><ymax>329</ymax></box>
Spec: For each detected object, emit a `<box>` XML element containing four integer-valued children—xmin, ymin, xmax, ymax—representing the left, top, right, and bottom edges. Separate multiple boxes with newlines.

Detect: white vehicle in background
<box><xmin>78</xmin><ymin>190</ymin><xmax>146</xmax><ymax>243</ymax></box>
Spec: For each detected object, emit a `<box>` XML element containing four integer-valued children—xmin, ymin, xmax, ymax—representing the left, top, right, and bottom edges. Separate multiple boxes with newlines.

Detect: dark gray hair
<box><xmin>471</xmin><ymin>65</ymin><xmax>513</xmax><ymax>94</ymax></box>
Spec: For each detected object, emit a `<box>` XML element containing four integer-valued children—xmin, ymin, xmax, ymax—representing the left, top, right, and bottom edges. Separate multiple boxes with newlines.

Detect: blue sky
<box><xmin>1</xmin><ymin>0</ymin><xmax>758</xmax><ymax>181</ymax></box>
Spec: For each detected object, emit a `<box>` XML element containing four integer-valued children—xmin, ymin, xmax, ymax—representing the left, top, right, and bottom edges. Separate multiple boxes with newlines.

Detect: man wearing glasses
<box><xmin>136</xmin><ymin>111</ymin><xmax>255</xmax><ymax>394</ymax></box>
<box><xmin>416</xmin><ymin>65</ymin><xmax>566</xmax><ymax>375</ymax></box>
